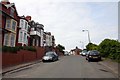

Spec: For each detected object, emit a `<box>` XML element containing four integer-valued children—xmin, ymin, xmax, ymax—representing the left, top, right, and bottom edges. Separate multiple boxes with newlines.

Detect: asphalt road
<box><xmin>2</xmin><ymin>55</ymin><xmax>118</xmax><ymax>78</ymax></box>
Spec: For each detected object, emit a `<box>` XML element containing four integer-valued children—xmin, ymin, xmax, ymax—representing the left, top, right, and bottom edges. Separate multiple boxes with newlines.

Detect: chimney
<box><xmin>25</xmin><ymin>16</ymin><xmax>32</xmax><ymax>21</ymax></box>
<box><xmin>1</xmin><ymin>0</ymin><xmax>10</xmax><ymax>5</ymax></box>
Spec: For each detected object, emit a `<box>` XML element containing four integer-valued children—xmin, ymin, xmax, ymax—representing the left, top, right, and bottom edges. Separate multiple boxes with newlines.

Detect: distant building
<box><xmin>0</xmin><ymin>0</ymin><xmax>19</xmax><ymax>47</ymax></box>
<box><xmin>70</xmin><ymin>47</ymin><xmax>82</xmax><ymax>55</ymax></box>
<box><xmin>44</xmin><ymin>32</ymin><xmax>53</xmax><ymax>47</ymax></box>
<box><xmin>52</xmin><ymin>35</ymin><xmax>55</xmax><ymax>47</ymax></box>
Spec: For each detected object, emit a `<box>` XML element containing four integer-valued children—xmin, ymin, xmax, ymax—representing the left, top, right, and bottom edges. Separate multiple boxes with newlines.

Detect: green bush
<box><xmin>2</xmin><ymin>46</ymin><xmax>18</xmax><ymax>53</ymax></box>
<box><xmin>86</xmin><ymin>43</ymin><xmax>98</xmax><ymax>51</ymax></box>
<box><xmin>98</xmin><ymin>39</ymin><xmax>120</xmax><ymax>62</ymax></box>
<box><xmin>22</xmin><ymin>46</ymin><xmax>36</xmax><ymax>52</ymax></box>
<box><xmin>2</xmin><ymin>46</ymin><xmax>36</xmax><ymax>53</ymax></box>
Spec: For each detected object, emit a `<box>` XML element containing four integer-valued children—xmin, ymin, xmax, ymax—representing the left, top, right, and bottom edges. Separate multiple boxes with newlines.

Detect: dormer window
<box><xmin>10</xmin><ymin>7</ymin><xmax>15</xmax><ymax>17</ymax></box>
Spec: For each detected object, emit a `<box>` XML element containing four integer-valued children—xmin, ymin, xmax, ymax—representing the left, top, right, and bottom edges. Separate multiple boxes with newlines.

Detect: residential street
<box><xmin>2</xmin><ymin>55</ymin><xmax>118</xmax><ymax>78</ymax></box>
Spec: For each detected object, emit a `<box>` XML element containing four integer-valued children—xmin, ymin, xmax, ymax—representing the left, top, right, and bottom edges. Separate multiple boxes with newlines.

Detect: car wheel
<box><xmin>99</xmin><ymin>57</ymin><xmax>102</xmax><ymax>61</ymax></box>
<box><xmin>42</xmin><ymin>60</ymin><xmax>44</xmax><ymax>62</ymax></box>
<box><xmin>88</xmin><ymin>59</ymin><xmax>91</xmax><ymax>62</ymax></box>
<box><xmin>53</xmin><ymin>58</ymin><xmax>56</xmax><ymax>62</ymax></box>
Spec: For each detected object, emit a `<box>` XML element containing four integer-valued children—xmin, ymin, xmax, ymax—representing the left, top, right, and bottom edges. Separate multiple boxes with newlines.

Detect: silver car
<box><xmin>81</xmin><ymin>50</ymin><xmax>87</xmax><ymax>56</ymax></box>
<box><xmin>42</xmin><ymin>51</ymin><xmax>59</xmax><ymax>62</ymax></box>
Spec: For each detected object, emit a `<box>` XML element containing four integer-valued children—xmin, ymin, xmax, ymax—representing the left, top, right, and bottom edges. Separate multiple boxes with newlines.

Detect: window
<box><xmin>24</xmin><ymin>33</ymin><xmax>26</xmax><ymax>43</ymax></box>
<box><xmin>26</xmin><ymin>37</ymin><xmax>28</xmax><ymax>45</ymax></box>
<box><xmin>10</xmin><ymin>34</ymin><xmax>15</xmax><ymax>47</ymax></box>
<box><xmin>19</xmin><ymin>31</ymin><xmax>23</xmax><ymax>42</ymax></box>
<box><xmin>6</xmin><ymin>19</ymin><xmax>11</xmax><ymax>29</ymax></box>
<box><xmin>12</xmin><ymin>20</ymin><xmax>17</xmax><ymax>31</ymax></box>
<box><xmin>33</xmin><ymin>39</ymin><xmax>35</xmax><ymax>46</ymax></box>
<box><xmin>25</xmin><ymin>33</ymin><xmax>28</xmax><ymax>44</ymax></box>
<box><xmin>25</xmin><ymin>22</ymin><xmax>27</xmax><ymax>29</ymax></box>
<box><xmin>20</xmin><ymin>19</ymin><xmax>24</xmax><ymax>28</ymax></box>
<box><xmin>27</xmin><ymin>25</ymin><xmax>30</xmax><ymax>32</ymax></box>
<box><xmin>10</xmin><ymin>7</ymin><xmax>15</xmax><ymax>17</ymax></box>
<box><xmin>31</xmin><ymin>28</ymin><xmax>34</xmax><ymax>31</ymax></box>
<box><xmin>4</xmin><ymin>34</ymin><xmax>9</xmax><ymax>46</ymax></box>
<box><xmin>36</xmin><ymin>39</ymin><xmax>39</xmax><ymax>46</ymax></box>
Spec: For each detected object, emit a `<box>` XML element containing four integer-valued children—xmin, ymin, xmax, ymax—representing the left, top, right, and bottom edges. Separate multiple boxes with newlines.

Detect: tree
<box><xmin>86</xmin><ymin>43</ymin><xmax>98</xmax><ymax>51</ymax></box>
<box><xmin>56</xmin><ymin>44</ymin><xmax>65</xmax><ymax>53</ymax></box>
<box><xmin>98</xmin><ymin>39</ymin><xmax>120</xmax><ymax>62</ymax></box>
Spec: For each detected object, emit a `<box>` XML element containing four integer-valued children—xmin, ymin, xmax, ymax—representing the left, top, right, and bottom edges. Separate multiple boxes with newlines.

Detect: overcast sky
<box><xmin>10</xmin><ymin>0</ymin><xmax>118</xmax><ymax>51</ymax></box>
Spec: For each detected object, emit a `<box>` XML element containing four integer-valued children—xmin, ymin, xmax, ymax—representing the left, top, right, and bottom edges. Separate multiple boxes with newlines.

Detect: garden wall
<box><xmin>2</xmin><ymin>47</ymin><xmax>45</xmax><ymax>68</ymax></box>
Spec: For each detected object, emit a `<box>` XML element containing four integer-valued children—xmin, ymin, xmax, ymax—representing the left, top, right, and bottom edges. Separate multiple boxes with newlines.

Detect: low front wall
<box><xmin>2</xmin><ymin>47</ymin><xmax>62</xmax><ymax>68</ymax></box>
<box><xmin>36</xmin><ymin>47</ymin><xmax>45</xmax><ymax>59</ymax></box>
<box><xmin>17</xmin><ymin>50</ymin><xmax>36</xmax><ymax>63</ymax></box>
<box><xmin>2</xmin><ymin>52</ymin><xmax>23</xmax><ymax>67</ymax></box>
<box><xmin>2</xmin><ymin>47</ymin><xmax>45</xmax><ymax>68</ymax></box>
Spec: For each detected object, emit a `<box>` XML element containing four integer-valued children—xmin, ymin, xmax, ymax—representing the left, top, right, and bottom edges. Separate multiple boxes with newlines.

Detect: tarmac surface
<box><xmin>1</xmin><ymin>55</ymin><xmax>119</xmax><ymax>78</ymax></box>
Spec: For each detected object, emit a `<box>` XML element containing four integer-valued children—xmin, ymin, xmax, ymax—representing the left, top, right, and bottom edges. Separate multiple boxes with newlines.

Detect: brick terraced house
<box><xmin>16</xmin><ymin>16</ymin><xmax>31</xmax><ymax>46</ymax></box>
<box><xmin>0</xmin><ymin>0</ymin><xmax>19</xmax><ymax>47</ymax></box>
<box><xmin>0</xmin><ymin>0</ymin><xmax>55</xmax><ymax>48</ymax></box>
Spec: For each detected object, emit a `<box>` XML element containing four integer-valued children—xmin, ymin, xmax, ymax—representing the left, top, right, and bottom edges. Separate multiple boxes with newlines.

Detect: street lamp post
<box><xmin>82</xmin><ymin>30</ymin><xmax>91</xmax><ymax>43</ymax></box>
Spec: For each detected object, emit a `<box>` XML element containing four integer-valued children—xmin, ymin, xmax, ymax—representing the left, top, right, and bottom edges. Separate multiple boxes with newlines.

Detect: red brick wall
<box><xmin>2</xmin><ymin>52</ymin><xmax>23</xmax><ymax>67</ymax></box>
<box><xmin>17</xmin><ymin>50</ymin><xmax>36</xmax><ymax>63</ymax></box>
<box><xmin>2</xmin><ymin>47</ymin><xmax>45</xmax><ymax>68</ymax></box>
<box><xmin>2</xmin><ymin>47</ymin><xmax>63</xmax><ymax>68</ymax></box>
<box><xmin>35</xmin><ymin>47</ymin><xmax>45</xmax><ymax>59</ymax></box>
<box><xmin>0</xmin><ymin>52</ymin><xmax>2</xmax><ymax>69</ymax></box>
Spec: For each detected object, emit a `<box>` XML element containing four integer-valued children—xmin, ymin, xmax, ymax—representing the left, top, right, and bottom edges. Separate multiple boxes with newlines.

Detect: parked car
<box><xmin>42</xmin><ymin>51</ymin><xmax>59</xmax><ymax>62</ymax></box>
<box><xmin>81</xmin><ymin>50</ymin><xmax>88</xmax><ymax>56</ymax></box>
<box><xmin>64</xmin><ymin>51</ymin><xmax>70</xmax><ymax>56</ymax></box>
<box><xmin>85</xmin><ymin>51</ymin><xmax>90</xmax><ymax>58</ymax></box>
<box><xmin>86</xmin><ymin>50</ymin><xmax>101</xmax><ymax>62</ymax></box>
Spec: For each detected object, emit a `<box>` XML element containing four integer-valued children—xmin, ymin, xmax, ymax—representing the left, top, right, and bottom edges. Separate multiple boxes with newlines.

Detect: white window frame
<box><xmin>11</xmin><ymin>20</ymin><xmax>17</xmax><ymax>31</ymax></box>
<box><xmin>20</xmin><ymin>19</ymin><xmax>24</xmax><ymax>28</ymax></box>
<box><xmin>33</xmin><ymin>39</ymin><xmax>35</xmax><ymax>46</ymax></box>
<box><xmin>19</xmin><ymin>31</ymin><xmax>23</xmax><ymax>42</ymax></box>
<box><xmin>25</xmin><ymin>21</ymin><xmax>27</xmax><ymax>30</ymax></box>
<box><xmin>24</xmin><ymin>33</ymin><xmax>26</xmax><ymax>43</ymax></box>
<box><xmin>6</xmin><ymin>19</ymin><xmax>11</xmax><ymax>29</ymax></box>
<box><xmin>10</xmin><ymin>33</ymin><xmax>15</xmax><ymax>47</ymax></box>
<box><xmin>4</xmin><ymin>33</ymin><xmax>9</xmax><ymax>46</ymax></box>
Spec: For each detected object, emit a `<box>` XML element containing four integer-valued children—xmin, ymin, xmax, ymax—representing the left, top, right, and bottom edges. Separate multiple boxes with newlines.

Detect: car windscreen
<box><xmin>82</xmin><ymin>50</ymin><xmax>87</xmax><ymax>53</ymax></box>
<box><xmin>89</xmin><ymin>51</ymin><xmax>99</xmax><ymax>55</ymax></box>
<box><xmin>45</xmin><ymin>52</ymin><xmax>54</xmax><ymax>55</ymax></box>
<box><xmin>45</xmin><ymin>54</ymin><xmax>54</xmax><ymax>56</ymax></box>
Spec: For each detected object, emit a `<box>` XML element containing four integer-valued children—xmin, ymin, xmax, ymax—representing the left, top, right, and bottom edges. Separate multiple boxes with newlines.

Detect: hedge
<box><xmin>98</xmin><ymin>39</ymin><xmax>120</xmax><ymax>62</ymax></box>
<box><xmin>2</xmin><ymin>46</ymin><xmax>36</xmax><ymax>53</ymax></box>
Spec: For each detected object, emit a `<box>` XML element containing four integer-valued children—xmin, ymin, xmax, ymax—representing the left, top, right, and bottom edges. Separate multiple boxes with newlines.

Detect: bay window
<box><xmin>12</xmin><ymin>20</ymin><xmax>17</xmax><ymax>31</ymax></box>
<box><xmin>10</xmin><ymin>34</ymin><xmax>15</xmax><ymax>47</ymax></box>
<box><xmin>6</xmin><ymin>19</ymin><xmax>11</xmax><ymax>29</ymax></box>
<box><xmin>4</xmin><ymin>34</ymin><xmax>9</xmax><ymax>46</ymax></box>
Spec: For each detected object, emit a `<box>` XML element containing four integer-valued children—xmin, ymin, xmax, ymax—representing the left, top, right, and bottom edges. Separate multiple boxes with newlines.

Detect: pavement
<box><xmin>99</xmin><ymin>58</ymin><xmax>119</xmax><ymax>76</ymax></box>
<box><xmin>1</xmin><ymin>56</ymin><xmax>119</xmax><ymax>77</ymax></box>
<box><xmin>2</xmin><ymin>59</ymin><xmax>42</xmax><ymax>75</ymax></box>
